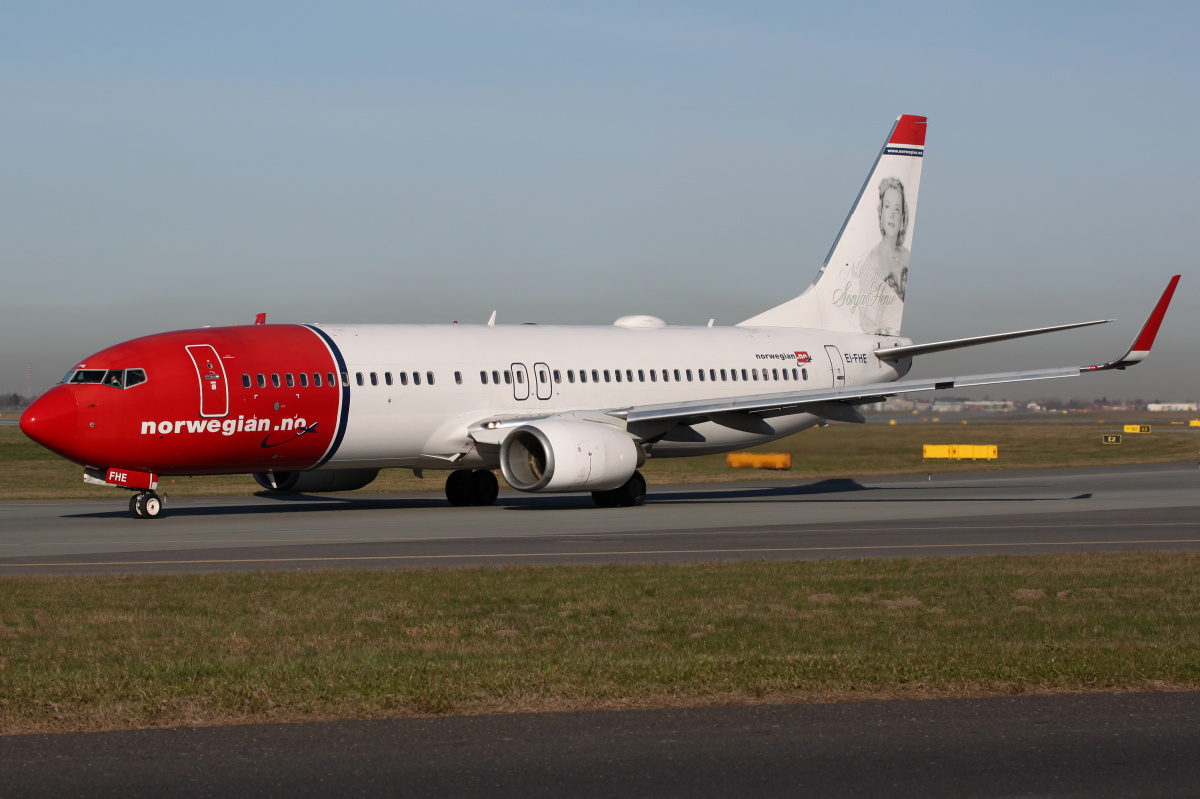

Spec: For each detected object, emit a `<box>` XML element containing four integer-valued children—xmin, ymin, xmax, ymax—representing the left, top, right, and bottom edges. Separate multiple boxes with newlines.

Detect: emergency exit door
<box><xmin>186</xmin><ymin>344</ymin><xmax>229</xmax><ymax>417</ymax></box>
<box><xmin>824</xmin><ymin>345</ymin><xmax>846</xmax><ymax>388</ymax></box>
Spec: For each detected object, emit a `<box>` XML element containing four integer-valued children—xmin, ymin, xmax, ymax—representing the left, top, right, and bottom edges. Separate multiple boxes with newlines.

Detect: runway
<box><xmin>2</xmin><ymin>463</ymin><xmax>1198</xmax><ymax>574</ymax></box>
<box><xmin>4</xmin><ymin>692</ymin><xmax>1198</xmax><ymax>798</ymax></box>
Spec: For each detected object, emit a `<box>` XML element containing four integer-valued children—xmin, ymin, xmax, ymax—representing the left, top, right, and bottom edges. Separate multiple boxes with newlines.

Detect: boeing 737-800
<box><xmin>19</xmin><ymin>115</ymin><xmax>1180</xmax><ymax>518</ymax></box>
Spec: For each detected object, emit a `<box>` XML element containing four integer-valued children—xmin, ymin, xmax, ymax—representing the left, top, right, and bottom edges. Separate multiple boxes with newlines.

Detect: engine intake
<box><xmin>253</xmin><ymin>468</ymin><xmax>379</xmax><ymax>494</ymax></box>
<box><xmin>500</xmin><ymin>420</ymin><xmax>642</xmax><ymax>493</ymax></box>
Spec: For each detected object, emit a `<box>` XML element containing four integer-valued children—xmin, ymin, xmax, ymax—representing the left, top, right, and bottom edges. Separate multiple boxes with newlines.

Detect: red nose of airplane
<box><xmin>20</xmin><ymin>386</ymin><xmax>79</xmax><ymax>459</ymax></box>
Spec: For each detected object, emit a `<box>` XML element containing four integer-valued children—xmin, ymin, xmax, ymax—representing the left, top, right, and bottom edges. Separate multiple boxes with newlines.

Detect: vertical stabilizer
<box><xmin>739</xmin><ymin>115</ymin><xmax>926</xmax><ymax>334</ymax></box>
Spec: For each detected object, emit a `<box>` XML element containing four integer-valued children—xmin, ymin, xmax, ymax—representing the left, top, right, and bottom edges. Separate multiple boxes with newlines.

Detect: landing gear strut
<box><xmin>445</xmin><ymin>469</ymin><xmax>500</xmax><ymax>507</ymax></box>
<box><xmin>592</xmin><ymin>470</ymin><xmax>646</xmax><ymax>508</ymax></box>
<box><xmin>129</xmin><ymin>490</ymin><xmax>164</xmax><ymax>519</ymax></box>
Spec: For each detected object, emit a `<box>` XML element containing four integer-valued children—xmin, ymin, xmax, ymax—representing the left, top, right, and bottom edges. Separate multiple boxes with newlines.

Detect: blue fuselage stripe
<box><xmin>303</xmin><ymin>324</ymin><xmax>351</xmax><ymax>469</ymax></box>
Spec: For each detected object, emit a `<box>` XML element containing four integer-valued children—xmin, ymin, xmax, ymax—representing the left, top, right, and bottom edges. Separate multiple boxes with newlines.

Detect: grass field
<box><xmin>1</xmin><ymin>412</ymin><xmax>1197</xmax><ymax>500</ymax></box>
<box><xmin>0</xmin><ymin>554</ymin><xmax>1197</xmax><ymax>734</ymax></box>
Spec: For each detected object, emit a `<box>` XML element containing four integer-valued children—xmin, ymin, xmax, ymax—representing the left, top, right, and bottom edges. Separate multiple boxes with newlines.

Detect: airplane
<box><xmin>19</xmin><ymin>114</ymin><xmax>1180</xmax><ymax>519</ymax></box>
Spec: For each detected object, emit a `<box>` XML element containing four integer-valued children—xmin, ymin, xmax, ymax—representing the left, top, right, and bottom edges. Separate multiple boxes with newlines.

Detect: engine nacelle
<box><xmin>500</xmin><ymin>420</ymin><xmax>641</xmax><ymax>493</ymax></box>
<box><xmin>253</xmin><ymin>468</ymin><xmax>379</xmax><ymax>494</ymax></box>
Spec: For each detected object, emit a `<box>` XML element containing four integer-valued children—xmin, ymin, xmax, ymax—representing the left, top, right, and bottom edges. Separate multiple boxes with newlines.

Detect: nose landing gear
<box><xmin>129</xmin><ymin>491</ymin><xmax>164</xmax><ymax>519</ymax></box>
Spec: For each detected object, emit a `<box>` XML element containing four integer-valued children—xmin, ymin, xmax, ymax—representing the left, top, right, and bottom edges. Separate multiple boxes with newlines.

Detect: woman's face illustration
<box><xmin>880</xmin><ymin>187</ymin><xmax>903</xmax><ymax>244</ymax></box>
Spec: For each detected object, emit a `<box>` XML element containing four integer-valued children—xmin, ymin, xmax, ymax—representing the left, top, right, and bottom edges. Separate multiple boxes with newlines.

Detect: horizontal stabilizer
<box><xmin>875</xmin><ymin>319</ymin><xmax>1111</xmax><ymax>361</ymax></box>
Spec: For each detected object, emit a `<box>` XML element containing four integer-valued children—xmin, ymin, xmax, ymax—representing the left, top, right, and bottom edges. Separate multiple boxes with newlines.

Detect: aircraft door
<box><xmin>186</xmin><ymin>344</ymin><xmax>230</xmax><ymax>418</ymax></box>
<box><xmin>511</xmin><ymin>363</ymin><xmax>530</xmax><ymax>400</ymax></box>
<box><xmin>824</xmin><ymin>345</ymin><xmax>846</xmax><ymax>388</ymax></box>
<box><xmin>533</xmin><ymin>362</ymin><xmax>553</xmax><ymax>400</ymax></box>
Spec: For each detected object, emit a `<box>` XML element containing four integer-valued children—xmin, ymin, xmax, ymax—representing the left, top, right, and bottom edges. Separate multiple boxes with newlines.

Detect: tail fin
<box><xmin>739</xmin><ymin>114</ymin><xmax>926</xmax><ymax>335</ymax></box>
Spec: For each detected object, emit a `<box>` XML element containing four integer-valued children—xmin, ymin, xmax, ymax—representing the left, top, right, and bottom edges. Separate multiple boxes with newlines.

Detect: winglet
<box><xmin>1084</xmin><ymin>275</ymin><xmax>1180</xmax><ymax>371</ymax></box>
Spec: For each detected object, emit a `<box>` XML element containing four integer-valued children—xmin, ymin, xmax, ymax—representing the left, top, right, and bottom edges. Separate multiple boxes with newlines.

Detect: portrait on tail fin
<box><xmin>857</xmin><ymin>176</ymin><xmax>909</xmax><ymax>335</ymax></box>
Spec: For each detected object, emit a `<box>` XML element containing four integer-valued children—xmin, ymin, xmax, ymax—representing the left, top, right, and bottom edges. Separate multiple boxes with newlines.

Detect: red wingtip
<box><xmin>1130</xmin><ymin>274</ymin><xmax>1180</xmax><ymax>352</ymax></box>
<box><xmin>889</xmin><ymin>115</ymin><xmax>927</xmax><ymax>147</ymax></box>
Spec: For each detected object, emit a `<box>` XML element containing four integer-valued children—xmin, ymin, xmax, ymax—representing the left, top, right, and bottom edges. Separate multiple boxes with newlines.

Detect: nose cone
<box><xmin>20</xmin><ymin>387</ymin><xmax>79</xmax><ymax>459</ymax></box>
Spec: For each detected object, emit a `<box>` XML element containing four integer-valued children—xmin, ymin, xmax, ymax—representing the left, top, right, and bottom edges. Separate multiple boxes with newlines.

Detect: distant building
<box><xmin>1147</xmin><ymin>402</ymin><xmax>1198</xmax><ymax>412</ymax></box>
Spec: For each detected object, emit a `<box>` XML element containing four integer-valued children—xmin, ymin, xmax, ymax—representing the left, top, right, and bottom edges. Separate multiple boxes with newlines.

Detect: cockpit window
<box><xmin>62</xmin><ymin>368</ymin><xmax>147</xmax><ymax>389</ymax></box>
<box><xmin>67</xmin><ymin>370</ymin><xmax>108</xmax><ymax>384</ymax></box>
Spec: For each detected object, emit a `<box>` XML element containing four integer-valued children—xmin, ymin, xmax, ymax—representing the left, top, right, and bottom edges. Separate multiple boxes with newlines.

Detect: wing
<box><xmin>469</xmin><ymin>276</ymin><xmax>1178</xmax><ymax>443</ymax></box>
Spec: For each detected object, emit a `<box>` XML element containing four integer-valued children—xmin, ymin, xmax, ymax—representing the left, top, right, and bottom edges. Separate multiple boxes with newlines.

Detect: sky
<box><xmin>3</xmin><ymin>1</ymin><xmax>1197</xmax><ymax>402</ymax></box>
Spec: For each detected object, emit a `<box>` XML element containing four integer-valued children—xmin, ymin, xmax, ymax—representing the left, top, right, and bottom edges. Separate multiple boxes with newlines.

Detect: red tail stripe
<box><xmin>1131</xmin><ymin>274</ymin><xmax>1180</xmax><ymax>352</ymax></box>
<box><xmin>889</xmin><ymin>115</ymin><xmax>927</xmax><ymax>147</ymax></box>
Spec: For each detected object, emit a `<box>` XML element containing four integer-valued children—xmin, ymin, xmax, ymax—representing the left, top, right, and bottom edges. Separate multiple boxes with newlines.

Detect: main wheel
<box><xmin>470</xmin><ymin>469</ymin><xmax>499</xmax><ymax>506</ymax></box>
<box><xmin>128</xmin><ymin>494</ymin><xmax>140</xmax><ymax>519</ymax></box>
<box><xmin>613</xmin><ymin>471</ymin><xmax>647</xmax><ymax>507</ymax></box>
<box><xmin>445</xmin><ymin>469</ymin><xmax>474</xmax><ymax>506</ymax></box>
<box><xmin>591</xmin><ymin>489</ymin><xmax>618</xmax><ymax>508</ymax></box>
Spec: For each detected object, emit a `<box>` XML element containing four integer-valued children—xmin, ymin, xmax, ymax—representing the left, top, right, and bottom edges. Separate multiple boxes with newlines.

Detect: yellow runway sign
<box><xmin>1124</xmin><ymin>424</ymin><xmax>1151</xmax><ymax>434</ymax></box>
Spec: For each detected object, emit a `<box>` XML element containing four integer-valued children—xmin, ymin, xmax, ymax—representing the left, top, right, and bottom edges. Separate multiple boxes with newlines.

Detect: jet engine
<box><xmin>500</xmin><ymin>420</ymin><xmax>642</xmax><ymax>493</ymax></box>
<box><xmin>253</xmin><ymin>468</ymin><xmax>380</xmax><ymax>494</ymax></box>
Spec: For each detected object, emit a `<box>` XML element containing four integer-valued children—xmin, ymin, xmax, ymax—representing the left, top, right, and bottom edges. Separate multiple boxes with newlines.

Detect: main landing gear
<box><xmin>128</xmin><ymin>491</ymin><xmax>164</xmax><ymax>519</ymax></box>
<box><xmin>592</xmin><ymin>471</ymin><xmax>646</xmax><ymax>508</ymax></box>
<box><xmin>445</xmin><ymin>469</ymin><xmax>500</xmax><ymax>507</ymax></box>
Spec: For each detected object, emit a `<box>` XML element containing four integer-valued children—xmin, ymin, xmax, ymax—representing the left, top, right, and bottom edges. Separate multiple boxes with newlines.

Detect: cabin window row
<box><xmin>354</xmin><ymin>371</ymin><xmax>465</xmax><ymax>387</ymax></box>
<box><xmin>243</xmin><ymin>372</ymin><xmax>337</xmax><ymax>389</ymax></box>
<box><xmin>478</xmin><ymin>367</ymin><xmax>809</xmax><ymax>385</ymax></box>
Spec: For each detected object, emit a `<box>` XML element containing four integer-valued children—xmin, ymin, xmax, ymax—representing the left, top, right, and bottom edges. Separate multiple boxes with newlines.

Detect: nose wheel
<box><xmin>129</xmin><ymin>491</ymin><xmax>164</xmax><ymax>519</ymax></box>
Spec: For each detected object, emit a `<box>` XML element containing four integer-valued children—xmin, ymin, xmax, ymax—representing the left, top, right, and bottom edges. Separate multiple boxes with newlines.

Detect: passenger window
<box><xmin>272</xmin><ymin>373</ymin><xmax>281</xmax><ymax>388</ymax></box>
<box><xmin>711</xmin><ymin>369</ymin><xmax>718</xmax><ymax>381</ymax></box>
<box><xmin>369</xmin><ymin>372</ymin><xmax>377</xmax><ymax>386</ymax></box>
<box><xmin>661</xmin><ymin>369</ymin><xmax>668</xmax><ymax>383</ymax></box>
<box><xmin>427</xmin><ymin>371</ymin><xmax>435</xmax><ymax>385</ymax></box>
<box><xmin>579</xmin><ymin>369</ymin><xmax>587</xmax><ymax>384</ymax></box>
<box><xmin>242</xmin><ymin>374</ymin><xmax>251</xmax><ymax>388</ymax></box>
<box><xmin>802</xmin><ymin>368</ymin><xmax>808</xmax><ymax>380</ymax></box>
<box><xmin>741</xmin><ymin>369</ymin><xmax>749</xmax><ymax>381</ymax></box>
<box><xmin>591</xmin><ymin>369</ymin><xmax>599</xmax><ymax>383</ymax></box>
<box><xmin>341</xmin><ymin>372</ymin><xmax>349</xmax><ymax>387</ymax></box>
<box><xmin>413</xmin><ymin>372</ymin><xmax>421</xmax><ymax>386</ymax></box>
<box><xmin>674</xmin><ymin>369</ymin><xmax>681</xmax><ymax>382</ymax></box>
<box><xmin>454</xmin><ymin>371</ymin><xmax>462</xmax><ymax>385</ymax></box>
<box><xmin>287</xmin><ymin>373</ymin><xmax>296</xmax><ymax>387</ymax></box>
<box><xmin>400</xmin><ymin>372</ymin><xmax>409</xmax><ymax>386</ymax></box>
<box><xmin>257</xmin><ymin>373</ymin><xmax>266</xmax><ymax>388</ymax></box>
<box><xmin>300</xmin><ymin>373</ymin><xmax>309</xmax><ymax>387</ymax></box>
<box><xmin>650</xmin><ymin>370</ymin><xmax>657</xmax><ymax>382</ymax></box>
<box><xmin>730</xmin><ymin>369</ymin><xmax>737</xmax><ymax>381</ymax></box>
<box><xmin>315</xmin><ymin>373</ymin><xmax>323</xmax><ymax>387</ymax></box>
<box><xmin>355</xmin><ymin>373</ymin><xmax>363</xmax><ymax>387</ymax></box>
<box><xmin>385</xmin><ymin>372</ymin><xmax>393</xmax><ymax>386</ymax></box>
<box><xmin>492</xmin><ymin>370</ymin><xmax>501</xmax><ymax>384</ymax></box>
<box><xmin>626</xmin><ymin>370</ymin><xmax>633</xmax><ymax>382</ymax></box>
<box><xmin>773</xmin><ymin>368</ymin><xmax>779</xmax><ymax>381</ymax></box>
<box><xmin>604</xmin><ymin>369</ymin><xmax>611</xmax><ymax>383</ymax></box>
<box><xmin>781</xmin><ymin>369</ymin><xmax>788</xmax><ymax>381</ymax></box>
<box><xmin>553</xmin><ymin>370</ymin><xmax>561</xmax><ymax>383</ymax></box>
<box><xmin>685</xmin><ymin>369</ymin><xmax>691</xmax><ymax>382</ymax></box>
<box><xmin>752</xmin><ymin>369</ymin><xmax>758</xmax><ymax>381</ymax></box>
<box><xmin>567</xmin><ymin>369</ymin><xmax>575</xmax><ymax>383</ymax></box>
<box><xmin>504</xmin><ymin>370</ymin><xmax>511</xmax><ymax>384</ymax></box>
<box><xmin>697</xmin><ymin>369</ymin><xmax>705</xmax><ymax>382</ymax></box>
<box><xmin>480</xmin><ymin>371</ymin><xmax>489</xmax><ymax>384</ymax></box>
<box><xmin>328</xmin><ymin>373</ymin><xmax>336</xmax><ymax>387</ymax></box>
<box><xmin>538</xmin><ymin>369</ymin><xmax>547</xmax><ymax>383</ymax></box>
<box><xmin>124</xmin><ymin>369</ymin><xmax>148</xmax><ymax>388</ymax></box>
<box><xmin>638</xmin><ymin>369</ymin><xmax>645</xmax><ymax>382</ymax></box>
<box><xmin>516</xmin><ymin>371</ymin><xmax>524</xmax><ymax>384</ymax></box>
<box><xmin>614</xmin><ymin>369</ymin><xmax>622</xmax><ymax>383</ymax></box>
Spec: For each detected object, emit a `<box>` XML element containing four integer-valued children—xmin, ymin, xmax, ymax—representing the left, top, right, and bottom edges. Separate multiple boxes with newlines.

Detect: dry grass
<box><xmin>2</xmin><ymin>413</ymin><xmax>1197</xmax><ymax>499</ymax></box>
<box><xmin>0</xmin><ymin>553</ymin><xmax>1197</xmax><ymax>734</ymax></box>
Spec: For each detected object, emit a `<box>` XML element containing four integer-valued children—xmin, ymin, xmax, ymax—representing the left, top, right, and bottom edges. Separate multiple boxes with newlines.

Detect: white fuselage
<box><xmin>318</xmin><ymin>322</ymin><xmax>910</xmax><ymax>470</ymax></box>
